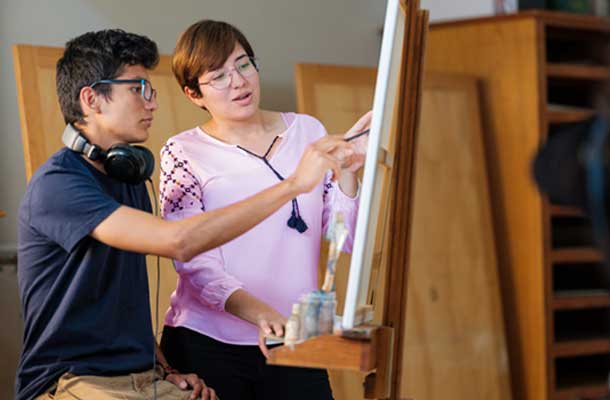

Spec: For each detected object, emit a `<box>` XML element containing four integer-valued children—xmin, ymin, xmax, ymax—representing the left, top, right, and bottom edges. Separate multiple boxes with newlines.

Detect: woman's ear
<box><xmin>184</xmin><ymin>86</ymin><xmax>208</xmax><ymax>110</ymax></box>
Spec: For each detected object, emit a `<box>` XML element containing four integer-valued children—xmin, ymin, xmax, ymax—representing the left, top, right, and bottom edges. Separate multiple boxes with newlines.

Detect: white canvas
<box><xmin>342</xmin><ymin>0</ymin><xmax>406</xmax><ymax>330</ymax></box>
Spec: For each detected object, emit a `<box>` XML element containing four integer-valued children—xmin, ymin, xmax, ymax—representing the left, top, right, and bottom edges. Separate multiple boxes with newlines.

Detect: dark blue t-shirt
<box><xmin>15</xmin><ymin>148</ymin><xmax>154</xmax><ymax>399</ymax></box>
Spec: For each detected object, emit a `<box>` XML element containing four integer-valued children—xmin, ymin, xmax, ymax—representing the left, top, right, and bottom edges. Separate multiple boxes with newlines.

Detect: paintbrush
<box><xmin>322</xmin><ymin>212</ymin><xmax>349</xmax><ymax>292</ymax></box>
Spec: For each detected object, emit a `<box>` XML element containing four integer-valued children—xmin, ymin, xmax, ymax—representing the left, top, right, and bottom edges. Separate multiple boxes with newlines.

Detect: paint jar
<box><xmin>318</xmin><ymin>292</ymin><xmax>337</xmax><ymax>335</ymax></box>
<box><xmin>284</xmin><ymin>303</ymin><xmax>301</xmax><ymax>346</ymax></box>
<box><xmin>299</xmin><ymin>292</ymin><xmax>322</xmax><ymax>340</ymax></box>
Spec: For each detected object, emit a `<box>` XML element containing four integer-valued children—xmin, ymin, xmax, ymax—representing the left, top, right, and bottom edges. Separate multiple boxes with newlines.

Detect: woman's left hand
<box><xmin>340</xmin><ymin>110</ymin><xmax>372</xmax><ymax>172</ymax></box>
<box><xmin>256</xmin><ymin>311</ymin><xmax>287</xmax><ymax>359</ymax></box>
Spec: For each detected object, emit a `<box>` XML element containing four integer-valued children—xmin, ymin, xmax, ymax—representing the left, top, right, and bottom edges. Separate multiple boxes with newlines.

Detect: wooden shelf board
<box><xmin>555</xmin><ymin>384</ymin><xmax>609</xmax><ymax>400</ymax></box>
<box><xmin>267</xmin><ymin>326</ymin><xmax>391</xmax><ymax>373</ymax></box>
<box><xmin>549</xmin><ymin>205</ymin><xmax>586</xmax><ymax>218</ymax></box>
<box><xmin>555</xmin><ymin>373</ymin><xmax>610</xmax><ymax>400</ymax></box>
<box><xmin>547</xmin><ymin>106</ymin><xmax>595</xmax><ymax>124</ymax></box>
<box><xmin>551</xmin><ymin>247</ymin><xmax>604</xmax><ymax>264</ymax></box>
<box><xmin>547</xmin><ymin>63</ymin><xmax>610</xmax><ymax>80</ymax></box>
<box><xmin>554</xmin><ymin>337</ymin><xmax>610</xmax><ymax>357</ymax></box>
<box><xmin>554</xmin><ymin>290</ymin><xmax>610</xmax><ymax>310</ymax></box>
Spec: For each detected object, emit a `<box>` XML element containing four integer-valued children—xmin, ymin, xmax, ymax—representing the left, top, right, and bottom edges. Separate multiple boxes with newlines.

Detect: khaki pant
<box><xmin>35</xmin><ymin>369</ymin><xmax>194</xmax><ymax>400</ymax></box>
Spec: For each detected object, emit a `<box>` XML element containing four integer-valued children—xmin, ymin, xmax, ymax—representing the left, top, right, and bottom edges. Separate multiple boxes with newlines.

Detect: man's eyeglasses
<box><xmin>199</xmin><ymin>57</ymin><xmax>259</xmax><ymax>90</ymax></box>
<box><xmin>90</xmin><ymin>79</ymin><xmax>157</xmax><ymax>102</ymax></box>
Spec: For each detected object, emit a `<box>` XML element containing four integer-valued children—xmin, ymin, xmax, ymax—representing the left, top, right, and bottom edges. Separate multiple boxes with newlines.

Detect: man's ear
<box><xmin>79</xmin><ymin>86</ymin><xmax>102</xmax><ymax>116</ymax></box>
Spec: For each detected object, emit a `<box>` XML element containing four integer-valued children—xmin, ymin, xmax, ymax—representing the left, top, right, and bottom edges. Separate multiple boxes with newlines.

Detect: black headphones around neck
<box><xmin>62</xmin><ymin>124</ymin><xmax>155</xmax><ymax>185</ymax></box>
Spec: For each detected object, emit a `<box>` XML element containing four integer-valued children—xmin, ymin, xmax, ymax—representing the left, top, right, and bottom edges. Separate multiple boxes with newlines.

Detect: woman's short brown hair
<box><xmin>172</xmin><ymin>20</ymin><xmax>255</xmax><ymax>97</ymax></box>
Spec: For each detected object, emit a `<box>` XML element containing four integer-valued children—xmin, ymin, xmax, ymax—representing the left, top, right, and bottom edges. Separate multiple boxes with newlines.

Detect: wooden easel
<box><xmin>267</xmin><ymin>2</ymin><xmax>429</xmax><ymax>399</ymax></box>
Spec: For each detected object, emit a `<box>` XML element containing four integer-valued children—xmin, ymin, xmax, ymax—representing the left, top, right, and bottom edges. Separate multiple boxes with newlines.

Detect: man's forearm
<box><xmin>175</xmin><ymin>177</ymin><xmax>300</xmax><ymax>261</ymax></box>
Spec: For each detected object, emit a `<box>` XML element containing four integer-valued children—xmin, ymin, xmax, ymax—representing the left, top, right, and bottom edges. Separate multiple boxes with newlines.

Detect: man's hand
<box><xmin>165</xmin><ymin>372</ymin><xmax>218</xmax><ymax>400</ymax></box>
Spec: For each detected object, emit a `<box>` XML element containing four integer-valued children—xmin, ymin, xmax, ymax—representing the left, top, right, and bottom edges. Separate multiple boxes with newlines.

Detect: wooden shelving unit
<box><xmin>428</xmin><ymin>10</ymin><xmax>610</xmax><ymax>400</ymax></box>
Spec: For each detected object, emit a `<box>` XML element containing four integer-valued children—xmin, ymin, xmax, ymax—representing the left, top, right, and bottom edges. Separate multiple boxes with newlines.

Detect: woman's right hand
<box><xmin>257</xmin><ymin>311</ymin><xmax>287</xmax><ymax>358</ymax></box>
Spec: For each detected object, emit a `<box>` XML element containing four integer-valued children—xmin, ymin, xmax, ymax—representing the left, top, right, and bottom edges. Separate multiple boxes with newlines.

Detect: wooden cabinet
<box><xmin>426</xmin><ymin>10</ymin><xmax>610</xmax><ymax>400</ymax></box>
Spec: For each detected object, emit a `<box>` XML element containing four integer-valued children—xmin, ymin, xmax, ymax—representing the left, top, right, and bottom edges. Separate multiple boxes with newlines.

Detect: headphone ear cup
<box><xmin>105</xmin><ymin>145</ymin><xmax>139</xmax><ymax>184</ymax></box>
<box><xmin>105</xmin><ymin>145</ymin><xmax>154</xmax><ymax>185</ymax></box>
<box><xmin>132</xmin><ymin>145</ymin><xmax>155</xmax><ymax>181</ymax></box>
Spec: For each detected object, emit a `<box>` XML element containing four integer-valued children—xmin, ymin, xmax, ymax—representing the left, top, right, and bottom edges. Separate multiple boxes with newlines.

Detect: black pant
<box><xmin>160</xmin><ymin>325</ymin><xmax>334</xmax><ymax>400</ymax></box>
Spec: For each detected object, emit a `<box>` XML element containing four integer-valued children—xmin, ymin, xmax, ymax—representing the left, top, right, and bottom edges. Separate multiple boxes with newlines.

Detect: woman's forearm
<box><xmin>224</xmin><ymin>288</ymin><xmax>283</xmax><ymax>325</ymax></box>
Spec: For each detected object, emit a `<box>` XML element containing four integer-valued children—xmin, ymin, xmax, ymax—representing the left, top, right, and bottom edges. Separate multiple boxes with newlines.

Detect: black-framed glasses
<box><xmin>90</xmin><ymin>78</ymin><xmax>157</xmax><ymax>102</ymax></box>
<box><xmin>199</xmin><ymin>57</ymin><xmax>259</xmax><ymax>90</ymax></box>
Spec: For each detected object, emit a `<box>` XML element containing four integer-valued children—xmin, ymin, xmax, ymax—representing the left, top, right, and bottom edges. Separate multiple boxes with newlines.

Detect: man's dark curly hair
<box><xmin>56</xmin><ymin>29</ymin><xmax>159</xmax><ymax>125</ymax></box>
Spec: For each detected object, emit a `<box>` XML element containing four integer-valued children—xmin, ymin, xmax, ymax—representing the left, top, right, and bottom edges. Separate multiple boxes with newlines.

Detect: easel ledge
<box><xmin>267</xmin><ymin>325</ymin><xmax>393</xmax><ymax>399</ymax></box>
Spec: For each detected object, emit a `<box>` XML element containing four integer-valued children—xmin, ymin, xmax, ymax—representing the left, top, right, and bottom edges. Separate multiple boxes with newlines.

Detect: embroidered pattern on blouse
<box><xmin>160</xmin><ymin>141</ymin><xmax>205</xmax><ymax>215</ymax></box>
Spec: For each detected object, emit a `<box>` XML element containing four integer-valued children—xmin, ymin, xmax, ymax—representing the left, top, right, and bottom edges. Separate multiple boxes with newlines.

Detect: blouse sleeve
<box><xmin>160</xmin><ymin>140</ymin><xmax>243</xmax><ymax>311</ymax></box>
<box><xmin>308</xmin><ymin>113</ymin><xmax>360</xmax><ymax>253</ymax></box>
<box><xmin>321</xmin><ymin>172</ymin><xmax>360</xmax><ymax>253</ymax></box>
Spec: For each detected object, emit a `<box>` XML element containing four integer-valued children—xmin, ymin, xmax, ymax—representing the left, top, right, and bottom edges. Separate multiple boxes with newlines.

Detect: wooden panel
<box><xmin>12</xmin><ymin>44</ymin><xmax>206</xmax><ymax>336</ymax></box>
<box><xmin>399</xmin><ymin>73</ymin><xmax>511</xmax><ymax>400</ymax></box>
<box><xmin>295</xmin><ymin>64</ymin><xmax>377</xmax><ymax>135</ymax></box>
<box><xmin>427</xmin><ymin>18</ymin><xmax>545</xmax><ymax>400</ymax></box>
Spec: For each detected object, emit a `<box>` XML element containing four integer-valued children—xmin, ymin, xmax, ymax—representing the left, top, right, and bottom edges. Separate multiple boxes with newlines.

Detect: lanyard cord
<box><xmin>237</xmin><ymin>136</ymin><xmax>308</xmax><ymax>233</ymax></box>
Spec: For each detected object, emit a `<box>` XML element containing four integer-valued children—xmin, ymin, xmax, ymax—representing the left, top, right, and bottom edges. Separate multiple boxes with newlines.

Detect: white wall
<box><xmin>423</xmin><ymin>0</ymin><xmax>495</xmax><ymax>21</ymax></box>
<box><xmin>0</xmin><ymin>0</ymin><xmax>493</xmax><ymax>396</ymax></box>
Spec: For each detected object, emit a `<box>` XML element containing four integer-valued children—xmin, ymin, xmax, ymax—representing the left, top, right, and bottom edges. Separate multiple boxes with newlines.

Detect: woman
<box><xmin>159</xmin><ymin>19</ymin><xmax>370</xmax><ymax>400</ymax></box>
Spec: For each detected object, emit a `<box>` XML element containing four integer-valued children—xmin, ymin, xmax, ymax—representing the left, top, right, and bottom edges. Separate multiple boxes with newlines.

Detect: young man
<box><xmin>16</xmin><ymin>29</ymin><xmax>352</xmax><ymax>400</ymax></box>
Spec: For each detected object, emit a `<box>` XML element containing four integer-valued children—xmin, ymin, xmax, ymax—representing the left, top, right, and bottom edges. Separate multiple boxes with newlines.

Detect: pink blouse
<box><xmin>159</xmin><ymin>113</ymin><xmax>359</xmax><ymax>345</ymax></box>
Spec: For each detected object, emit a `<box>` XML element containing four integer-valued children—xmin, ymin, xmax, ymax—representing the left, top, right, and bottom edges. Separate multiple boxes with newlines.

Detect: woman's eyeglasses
<box><xmin>199</xmin><ymin>57</ymin><xmax>259</xmax><ymax>90</ymax></box>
